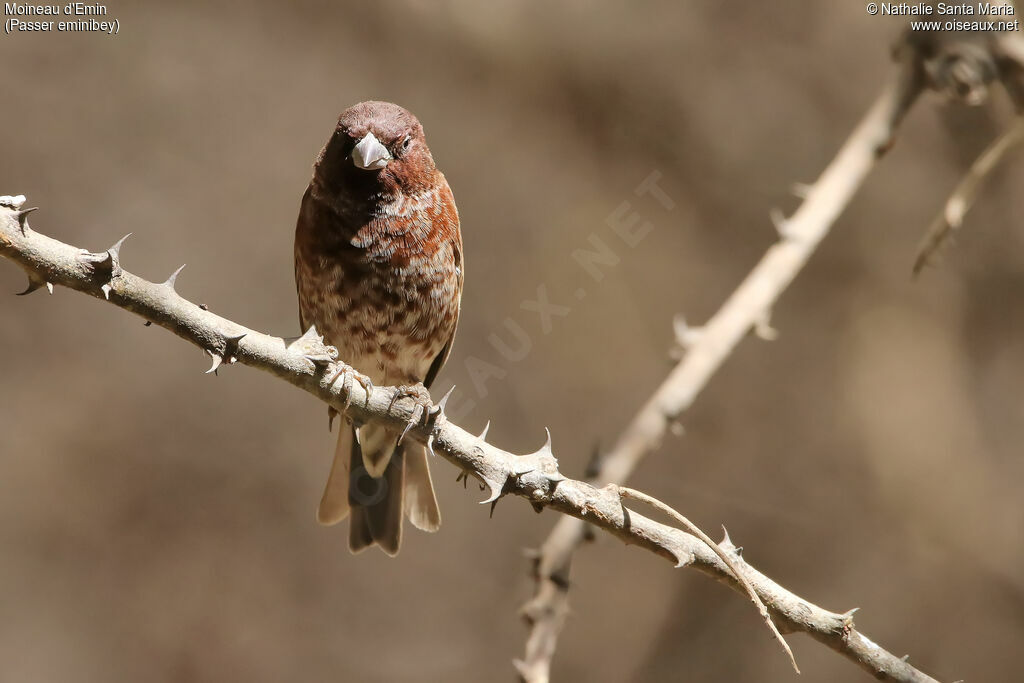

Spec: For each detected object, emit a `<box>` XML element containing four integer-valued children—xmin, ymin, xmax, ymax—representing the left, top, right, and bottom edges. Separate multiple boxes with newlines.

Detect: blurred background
<box><xmin>2</xmin><ymin>2</ymin><xmax>1022</xmax><ymax>681</ymax></box>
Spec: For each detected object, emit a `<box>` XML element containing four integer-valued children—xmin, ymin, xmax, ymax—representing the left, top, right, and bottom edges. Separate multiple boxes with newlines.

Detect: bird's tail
<box><xmin>317</xmin><ymin>423</ymin><xmax>440</xmax><ymax>556</ymax></box>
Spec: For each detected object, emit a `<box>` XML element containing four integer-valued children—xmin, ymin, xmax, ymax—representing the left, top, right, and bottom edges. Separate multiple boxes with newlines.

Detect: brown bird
<box><xmin>294</xmin><ymin>101</ymin><xmax>463</xmax><ymax>555</ymax></box>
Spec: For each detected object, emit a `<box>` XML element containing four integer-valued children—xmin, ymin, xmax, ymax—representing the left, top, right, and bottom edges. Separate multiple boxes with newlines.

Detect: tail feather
<box><xmin>317</xmin><ymin>428</ymin><xmax>352</xmax><ymax>525</ymax></box>
<box><xmin>359</xmin><ymin>422</ymin><xmax>396</xmax><ymax>478</ymax></box>
<box><xmin>345</xmin><ymin>425</ymin><xmax>403</xmax><ymax>555</ymax></box>
<box><xmin>404</xmin><ymin>444</ymin><xmax>441</xmax><ymax>532</ymax></box>
<box><xmin>348</xmin><ymin>502</ymin><xmax>374</xmax><ymax>553</ymax></box>
<box><xmin>319</xmin><ymin>424</ymin><xmax>439</xmax><ymax>555</ymax></box>
<box><xmin>359</xmin><ymin>447</ymin><xmax>404</xmax><ymax>555</ymax></box>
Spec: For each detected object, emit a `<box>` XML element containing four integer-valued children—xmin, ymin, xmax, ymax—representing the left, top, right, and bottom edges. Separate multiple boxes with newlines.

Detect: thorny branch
<box><xmin>3</xmin><ymin>190</ymin><xmax>930</xmax><ymax>682</ymax></box>
<box><xmin>518</xmin><ymin>54</ymin><xmax>924</xmax><ymax>683</ymax></box>
<box><xmin>5</xmin><ymin>30</ymin><xmax>1019</xmax><ymax>683</ymax></box>
<box><xmin>616</xmin><ymin>486</ymin><xmax>798</xmax><ymax>671</ymax></box>
<box><xmin>518</xmin><ymin>27</ymin><xmax>1024</xmax><ymax>683</ymax></box>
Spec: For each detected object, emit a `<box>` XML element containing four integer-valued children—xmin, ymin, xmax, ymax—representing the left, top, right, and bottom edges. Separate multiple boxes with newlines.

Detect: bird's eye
<box><xmin>401</xmin><ymin>134</ymin><xmax>412</xmax><ymax>151</ymax></box>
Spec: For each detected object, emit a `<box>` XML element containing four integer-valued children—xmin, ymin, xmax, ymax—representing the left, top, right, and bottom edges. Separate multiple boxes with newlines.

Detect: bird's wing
<box><xmin>295</xmin><ymin>184</ymin><xmax>314</xmax><ymax>334</ymax></box>
<box><xmin>423</xmin><ymin>212</ymin><xmax>463</xmax><ymax>390</ymax></box>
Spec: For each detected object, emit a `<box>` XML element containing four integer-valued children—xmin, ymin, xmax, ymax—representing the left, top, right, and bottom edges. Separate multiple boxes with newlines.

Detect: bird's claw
<box><xmin>327</xmin><ymin>362</ymin><xmax>374</xmax><ymax>409</ymax></box>
<box><xmin>387</xmin><ymin>382</ymin><xmax>430</xmax><ymax>413</ymax></box>
<box><xmin>388</xmin><ymin>383</ymin><xmax>433</xmax><ymax>446</ymax></box>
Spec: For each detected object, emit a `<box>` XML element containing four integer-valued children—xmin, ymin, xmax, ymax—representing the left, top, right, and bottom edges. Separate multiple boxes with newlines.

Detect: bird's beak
<box><xmin>351</xmin><ymin>132</ymin><xmax>392</xmax><ymax>171</ymax></box>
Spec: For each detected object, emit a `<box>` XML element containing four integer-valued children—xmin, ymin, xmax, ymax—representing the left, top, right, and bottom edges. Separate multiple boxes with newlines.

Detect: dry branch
<box><xmin>517</xmin><ymin>59</ymin><xmax>929</xmax><ymax>683</ymax></box>
<box><xmin>519</xmin><ymin>27</ymin><xmax>1024</xmax><ymax>683</ymax></box>
<box><xmin>908</xmin><ymin>29</ymin><xmax>1024</xmax><ymax>273</ymax></box>
<box><xmin>913</xmin><ymin>115</ymin><xmax>1024</xmax><ymax>275</ymax></box>
<box><xmin>0</xmin><ymin>190</ymin><xmax>940</xmax><ymax>682</ymax></box>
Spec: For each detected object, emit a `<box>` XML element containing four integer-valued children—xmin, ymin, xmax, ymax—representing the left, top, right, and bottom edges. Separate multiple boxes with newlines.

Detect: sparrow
<box><xmin>294</xmin><ymin>101</ymin><xmax>463</xmax><ymax>555</ymax></box>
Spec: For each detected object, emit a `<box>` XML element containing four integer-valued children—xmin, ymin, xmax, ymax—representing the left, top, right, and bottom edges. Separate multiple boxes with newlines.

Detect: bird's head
<box><xmin>314</xmin><ymin>101</ymin><xmax>438</xmax><ymax>200</ymax></box>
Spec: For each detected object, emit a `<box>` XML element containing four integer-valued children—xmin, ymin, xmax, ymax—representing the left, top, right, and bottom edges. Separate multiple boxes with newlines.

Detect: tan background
<box><xmin>2</xmin><ymin>2</ymin><xmax>1022</xmax><ymax>681</ymax></box>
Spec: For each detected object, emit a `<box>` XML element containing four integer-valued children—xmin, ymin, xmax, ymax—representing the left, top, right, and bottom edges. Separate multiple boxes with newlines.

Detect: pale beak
<box><xmin>351</xmin><ymin>132</ymin><xmax>392</xmax><ymax>171</ymax></box>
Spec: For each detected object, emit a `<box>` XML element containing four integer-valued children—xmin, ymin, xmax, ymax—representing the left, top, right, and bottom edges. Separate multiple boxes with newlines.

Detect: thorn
<box><xmin>205</xmin><ymin>351</ymin><xmax>223</xmax><ymax>375</ymax></box>
<box><xmin>108</xmin><ymin>233</ymin><xmax>131</xmax><ymax>259</ymax></box>
<box><xmin>199</xmin><ymin>303</ymin><xmax>209</xmax><ymax>311</ymax></box>
<box><xmin>673</xmin><ymin>314</ymin><xmax>703</xmax><ymax>349</ymax></box>
<box><xmin>791</xmin><ymin>182</ymin><xmax>812</xmax><ymax>199</ymax></box>
<box><xmin>15</xmin><ymin>206</ymin><xmax>38</xmax><ymax>234</ymax></box>
<box><xmin>843</xmin><ymin>607</ymin><xmax>860</xmax><ymax>618</ymax></box>
<box><xmin>164</xmin><ymin>264</ymin><xmax>186</xmax><ymax>290</ymax></box>
<box><xmin>901</xmin><ymin>655</ymin><xmax>910</xmax><ymax>662</ymax></box>
<box><xmin>546</xmin><ymin>470</ymin><xmax>567</xmax><ymax>484</ymax></box>
<box><xmin>289</xmin><ymin>325</ymin><xmax>322</xmax><ymax>349</ymax></box>
<box><xmin>770</xmin><ymin>208</ymin><xmax>793</xmax><ymax>239</ymax></box>
<box><xmin>15</xmin><ymin>273</ymin><xmax>51</xmax><ymax>296</ymax></box>
<box><xmin>754</xmin><ymin>310</ymin><xmax>778</xmax><ymax>341</ymax></box>
<box><xmin>479</xmin><ymin>474</ymin><xmax>506</xmax><ymax>504</ymax></box>
<box><xmin>527</xmin><ymin>428</ymin><xmax>553</xmax><ymax>456</ymax></box>
<box><xmin>426</xmin><ymin>432</ymin><xmax>437</xmax><ymax>457</ymax></box>
<box><xmin>477</xmin><ymin>420</ymin><xmax>490</xmax><ymax>441</ymax></box>
<box><xmin>430</xmin><ymin>385</ymin><xmax>456</xmax><ymax>417</ymax></box>
<box><xmin>353</xmin><ymin>425</ymin><xmax>362</xmax><ymax>446</ymax></box>
<box><xmin>489</xmin><ymin>499</ymin><xmax>499</xmax><ymax>518</ymax></box>
<box><xmin>720</xmin><ymin>525</ymin><xmax>733</xmax><ymax>548</ymax></box>
<box><xmin>83</xmin><ymin>233</ymin><xmax>131</xmax><ymax>294</ymax></box>
<box><xmin>144</xmin><ymin>321</ymin><xmax>152</xmax><ymax>327</ymax></box>
<box><xmin>327</xmin><ymin>406</ymin><xmax>338</xmax><ymax>433</ymax></box>
<box><xmin>222</xmin><ymin>332</ymin><xmax>247</xmax><ymax>364</ymax></box>
<box><xmin>672</xmin><ymin>549</ymin><xmax>694</xmax><ymax>568</ymax></box>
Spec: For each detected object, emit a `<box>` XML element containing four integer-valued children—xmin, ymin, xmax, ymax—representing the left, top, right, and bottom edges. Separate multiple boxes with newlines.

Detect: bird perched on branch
<box><xmin>294</xmin><ymin>101</ymin><xmax>463</xmax><ymax>555</ymax></box>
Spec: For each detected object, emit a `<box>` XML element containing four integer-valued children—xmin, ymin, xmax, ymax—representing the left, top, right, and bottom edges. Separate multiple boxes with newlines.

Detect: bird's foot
<box><xmin>388</xmin><ymin>382</ymin><xmax>432</xmax><ymax>445</ymax></box>
<box><xmin>327</xmin><ymin>362</ymin><xmax>374</xmax><ymax>410</ymax></box>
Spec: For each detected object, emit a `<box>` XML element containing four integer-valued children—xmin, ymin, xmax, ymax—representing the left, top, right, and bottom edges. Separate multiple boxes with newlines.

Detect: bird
<box><xmin>294</xmin><ymin>101</ymin><xmax>463</xmax><ymax>555</ymax></box>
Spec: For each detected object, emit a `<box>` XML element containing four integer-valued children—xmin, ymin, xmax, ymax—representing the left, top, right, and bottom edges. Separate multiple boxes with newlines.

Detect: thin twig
<box><xmin>913</xmin><ymin>116</ymin><xmax>1024</xmax><ymax>275</ymax></box>
<box><xmin>0</xmin><ymin>196</ymin><xmax>941</xmax><ymax>682</ymax></box>
<box><xmin>617</xmin><ymin>486</ymin><xmax>799</xmax><ymax>674</ymax></box>
<box><xmin>518</xmin><ymin>60</ymin><xmax>929</xmax><ymax>683</ymax></box>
